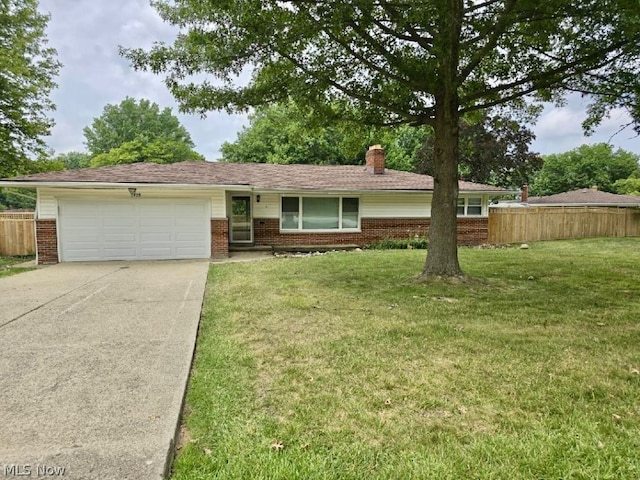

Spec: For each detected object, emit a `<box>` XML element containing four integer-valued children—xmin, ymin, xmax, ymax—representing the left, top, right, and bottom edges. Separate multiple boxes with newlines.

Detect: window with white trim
<box><xmin>457</xmin><ymin>197</ymin><xmax>483</xmax><ymax>216</ymax></box>
<box><xmin>281</xmin><ymin>196</ymin><xmax>360</xmax><ymax>231</ymax></box>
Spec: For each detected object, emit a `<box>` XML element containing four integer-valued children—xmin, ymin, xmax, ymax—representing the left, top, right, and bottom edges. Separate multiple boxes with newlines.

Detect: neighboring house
<box><xmin>0</xmin><ymin>146</ymin><xmax>509</xmax><ymax>264</ymax></box>
<box><xmin>494</xmin><ymin>186</ymin><xmax>640</xmax><ymax>208</ymax></box>
<box><xmin>527</xmin><ymin>188</ymin><xmax>640</xmax><ymax>207</ymax></box>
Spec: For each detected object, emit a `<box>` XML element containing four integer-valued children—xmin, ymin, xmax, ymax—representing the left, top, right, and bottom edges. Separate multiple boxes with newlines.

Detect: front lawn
<box><xmin>174</xmin><ymin>238</ymin><xmax>640</xmax><ymax>479</ymax></box>
<box><xmin>0</xmin><ymin>256</ymin><xmax>34</xmax><ymax>278</ymax></box>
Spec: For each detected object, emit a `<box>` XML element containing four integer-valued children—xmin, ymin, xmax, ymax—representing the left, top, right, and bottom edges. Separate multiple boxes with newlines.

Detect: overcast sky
<box><xmin>40</xmin><ymin>0</ymin><xmax>639</xmax><ymax>160</ymax></box>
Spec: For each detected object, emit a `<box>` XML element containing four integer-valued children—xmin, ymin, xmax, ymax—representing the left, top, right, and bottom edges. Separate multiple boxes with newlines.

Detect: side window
<box><xmin>467</xmin><ymin>198</ymin><xmax>482</xmax><ymax>215</ymax></box>
<box><xmin>457</xmin><ymin>197</ymin><xmax>483</xmax><ymax>216</ymax></box>
<box><xmin>342</xmin><ymin>198</ymin><xmax>359</xmax><ymax>228</ymax></box>
<box><xmin>281</xmin><ymin>197</ymin><xmax>299</xmax><ymax>229</ymax></box>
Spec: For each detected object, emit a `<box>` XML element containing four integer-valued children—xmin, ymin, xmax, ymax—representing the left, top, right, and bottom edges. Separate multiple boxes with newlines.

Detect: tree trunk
<box><xmin>421</xmin><ymin>0</ymin><xmax>463</xmax><ymax>278</ymax></box>
<box><xmin>422</xmin><ymin>93</ymin><xmax>463</xmax><ymax>277</ymax></box>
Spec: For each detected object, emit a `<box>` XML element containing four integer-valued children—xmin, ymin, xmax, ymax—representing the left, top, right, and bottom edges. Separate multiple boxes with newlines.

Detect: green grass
<box><xmin>0</xmin><ymin>256</ymin><xmax>34</xmax><ymax>278</ymax></box>
<box><xmin>173</xmin><ymin>238</ymin><xmax>640</xmax><ymax>479</ymax></box>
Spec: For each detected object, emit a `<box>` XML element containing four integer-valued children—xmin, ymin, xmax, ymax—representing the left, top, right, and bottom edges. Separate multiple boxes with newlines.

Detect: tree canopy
<box><xmin>124</xmin><ymin>0</ymin><xmax>640</xmax><ymax>277</ymax></box>
<box><xmin>416</xmin><ymin>113</ymin><xmax>542</xmax><ymax>189</ymax></box>
<box><xmin>90</xmin><ymin>137</ymin><xmax>204</xmax><ymax>167</ymax></box>
<box><xmin>0</xmin><ymin>0</ymin><xmax>61</xmax><ymax>178</ymax></box>
<box><xmin>613</xmin><ymin>174</ymin><xmax>640</xmax><ymax>196</ymax></box>
<box><xmin>531</xmin><ymin>143</ymin><xmax>639</xmax><ymax>196</ymax></box>
<box><xmin>220</xmin><ymin>102</ymin><xmax>427</xmax><ymax>170</ymax></box>
<box><xmin>53</xmin><ymin>151</ymin><xmax>91</xmax><ymax>170</ymax></box>
<box><xmin>83</xmin><ymin>97</ymin><xmax>203</xmax><ymax>165</ymax></box>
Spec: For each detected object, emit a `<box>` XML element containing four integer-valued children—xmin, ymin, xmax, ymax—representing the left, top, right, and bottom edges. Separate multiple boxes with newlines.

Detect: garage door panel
<box><xmin>175</xmin><ymin>217</ymin><xmax>204</xmax><ymax>228</ymax></box>
<box><xmin>103</xmin><ymin>247</ymin><xmax>138</xmax><ymax>258</ymax></box>
<box><xmin>67</xmin><ymin>217</ymin><xmax>100</xmax><ymax>228</ymax></box>
<box><xmin>140</xmin><ymin>232</ymin><xmax>171</xmax><ymax>242</ymax></box>
<box><xmin>103</xmin><ymin>233</ymin><xmax>138</xmax><ymax>242</ymax></box>
<box><xmin>140</xmin><ymin>217</ymin><xmax>172</xmax><ymax>227</ymax></box>
<box><xmin>140</xmin><ymin>247</ymin><xmax>172</xmax><ymax>256</ymax></box>
<box><xmin>103</xmin><ymin>217</ymin><xmax>137</xmax><ymax>227</ymax></box>
<box><xmin>176</xmin><ymin>231</ymin><xmax>206</xmax><ymax>241</ymax></box>
<box><xmin>59</xmin><ymin>198</ymin><xmax>211</xmax><ymax>262</ymax></box>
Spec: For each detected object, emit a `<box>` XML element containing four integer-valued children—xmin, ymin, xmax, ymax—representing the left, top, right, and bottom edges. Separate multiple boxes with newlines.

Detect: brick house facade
<box><xmin>2</xmin><ymin>145</ymin><xmax>509</xmax><ymax>263</ymax></box>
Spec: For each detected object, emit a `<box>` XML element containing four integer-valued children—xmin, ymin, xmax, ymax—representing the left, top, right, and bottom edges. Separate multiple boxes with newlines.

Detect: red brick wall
<box><xmin>252</xmin><ymin>217</ymin><xmax>488</xmax><ymax>248</ymax></box>
<box><xmin>35</xmin><ymin>219</ymin><xmax>58</xmax><ymax>265</ymax></box>
<box><xmin>456</xmin><ymin>218</ymin><xmax>489</xmax><ymax>245</ymax></box>
<box><xmin>211</xmin><ymin>218</ymin><xmax>229</xmax><ymax>258</ymax></box>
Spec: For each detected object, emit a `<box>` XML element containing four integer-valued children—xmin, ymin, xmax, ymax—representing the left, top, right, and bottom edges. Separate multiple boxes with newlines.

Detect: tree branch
<box><xmin>460</xmin><ymin>41</ymin><xmax>628</xmax><ymax>106</ymax></box>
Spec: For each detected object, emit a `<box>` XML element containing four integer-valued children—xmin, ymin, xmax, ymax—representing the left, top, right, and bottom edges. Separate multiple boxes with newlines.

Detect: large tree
<box><xmin>83</xmin><ymin>97</ymin><xmax>198</xmax><ymax>158</ymax></box>
<box><xmin>221</xmin><ymin>102</ymin><xmax>427</xmax><ymax>170</ymax></box>
<box><xmin>90</xmin><ymin>137</ymin><xmax>204</xmax><ymax>167</ymax></box>
<box><xmin>53</xmin><ymin>151</ymin><xmax>91</xmax><ymax>170</ymax></box>
<box><xmin>416</xmin><ymin>113</ymin><xmax>543</xmax><ymax>189</ymax></box>
<box><xmin>123</xmin><ymin>1</ymin><xmax>640</xmax><ymax>277</ymax></box>
<box><xmin>0</xmin><ymin>0</ymin><xmax>61</xmax><ymax>178</ymax></box>
<box><xmin>531</xmin><ymin>143</ymin><xmax>639</xmax><ymax>196</ymax></box>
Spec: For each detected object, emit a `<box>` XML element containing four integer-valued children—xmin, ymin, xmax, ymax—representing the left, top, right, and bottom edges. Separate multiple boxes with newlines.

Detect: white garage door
<box><xmin>58</xmin><ymin>198</ymin><xmax>211</xmax><ymax>262</ymax></box>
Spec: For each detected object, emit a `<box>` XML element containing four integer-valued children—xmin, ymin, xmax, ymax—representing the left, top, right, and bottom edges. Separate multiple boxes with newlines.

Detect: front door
<box><xmin>230</xmin><ymin>196</ymin><xmax>253</xmax><ymax>243</ymax></box>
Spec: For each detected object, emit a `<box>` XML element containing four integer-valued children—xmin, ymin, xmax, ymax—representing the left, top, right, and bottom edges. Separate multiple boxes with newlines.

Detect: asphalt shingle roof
<box><xmin>3</xmin><ymin>161</ymin><xmax>506</xmax><ymax>192</ymax></box>
<box><xmin>528</xmin><ymin>188</ymin><xmax>640</xmax><ymax>206</ymax></box>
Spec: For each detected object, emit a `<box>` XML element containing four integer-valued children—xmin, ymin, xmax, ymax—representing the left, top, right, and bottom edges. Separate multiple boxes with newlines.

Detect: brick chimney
<box><xmin>521</xmin><ymin>184</ymin><xmax>529</xmax><ymax>202</ymax></box>
<box><xmin>365</xmin><ymin>144</ymin><xmax>385</xmax><ymax>174</ymax></box>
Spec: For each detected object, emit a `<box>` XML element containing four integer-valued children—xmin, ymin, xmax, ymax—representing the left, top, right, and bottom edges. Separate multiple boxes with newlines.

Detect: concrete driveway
<box><xmin>0</xmin><ymin>260</ymin><xmax>209</xmax><ymax>479</ymax></box>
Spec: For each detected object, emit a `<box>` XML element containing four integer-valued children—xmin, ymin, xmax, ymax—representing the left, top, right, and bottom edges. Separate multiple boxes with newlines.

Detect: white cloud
<box><xmin>531</xmin><ymin>96</ymin><xmax>639</xmax><ymax>155</ymax></box>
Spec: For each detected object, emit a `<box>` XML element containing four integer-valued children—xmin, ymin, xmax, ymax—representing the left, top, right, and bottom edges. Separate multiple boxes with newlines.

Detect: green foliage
<box><xmin>416</xmin><ymin>113</ymin><xmax>543</xmax><ymax>188</ymax></box>
<box><xmin>0</xmin><ymin>0</ymin><xmax>61</xmax><ymax>177</ymax></box>
<box><xmin>221</xmin><ymin>103</ymin><xmax>358</xmax><ymax>164</ymax></box>
<box><xmin>53</xmin><ymin>151</ymin><xmax>91</xmax><ymax>170</ymax></box>
<box><xmin>613</xmin><ymin>177</ymin><xmax>640</xmax><ymax>196</ymax></box>
<box><xmin>124</xmin><ymin>2</ymin><xmax>640</xmax><ymax>130</ymax></box>
<box><xmin>82</xmin><ymin>97</ymin><xmax>204</xmax><ymax>166</ymax></box>
<box><xmin>83</xmin><ymin>97</ymin><xmax>196</xmax><ymax>156</ymax></box>
<box><xmin>90</xmin><ymin>138</ymin><xmax>204</xmax><ymax>167</ymax></box>
<box><xmin>367</xmin><ymin>236</ymin><xmax>429</xmax><ymax>250</ymax></box>
<box><xmin>0</xmin><ymin>156</ymin><xmax>63</xmax><ymax>207</ymax></box>
<box><xmin>531</xmin><ymin>143</ymin><xmax>639</xmax><ymax>196</ymax></box>
<box><xmin>221</xmin><ymin>103</ymin><xmax>426</xmax><ymax>170</ymax></box>
<box><xmin>0</xmin><ymin>188</ymin><xmax>36</xmax><ymax>210</ymax></box>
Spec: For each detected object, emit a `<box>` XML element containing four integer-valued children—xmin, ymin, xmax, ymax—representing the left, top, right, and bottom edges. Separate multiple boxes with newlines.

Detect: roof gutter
<box><xmin>0</xmin><ymin>181</ymin><xmax>516</xmax><ymax>196</ymax></box>
<box><xmin>0</xmin><ymin>181</ymin><xmax>251</xmax><ymax>190</ymax></box>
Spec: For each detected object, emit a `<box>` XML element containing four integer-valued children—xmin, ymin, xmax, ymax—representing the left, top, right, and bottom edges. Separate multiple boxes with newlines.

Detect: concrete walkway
<box><xmin>0</xmin><ymin>260</ymin><xmax>209</xmax><ymax>479</ymax></box>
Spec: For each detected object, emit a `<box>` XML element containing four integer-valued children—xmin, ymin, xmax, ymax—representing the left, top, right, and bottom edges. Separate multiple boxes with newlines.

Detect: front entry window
<box><xmin>231</xmin><ymin>196</ymin><xmax>252</xmax><ymax>242</ymax></box>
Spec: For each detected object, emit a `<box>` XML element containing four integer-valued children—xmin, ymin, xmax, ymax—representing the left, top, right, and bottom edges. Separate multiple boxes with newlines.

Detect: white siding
<box><xmin>361</xmin><ymin>193</ymin><xmax>432</xmax><ymax>218</ymax></box>
<box><xmin>37</xmin><ymin>187</ymin><xmax>226</xmax><ymax>219</ymax></box>
<box><xmin>37</xmin><ymin>190</ymin><xmax>57</xmax><ymax>219</ymax></box>
<box><xmin>210</xmin><ymin>190</ymin><xmax>226</xmax><ymax>218</ymax></box>
<box><xmin>253</xmin><ymin>192</ymin><xmax>279</xmax><ymax>218</ymax></box>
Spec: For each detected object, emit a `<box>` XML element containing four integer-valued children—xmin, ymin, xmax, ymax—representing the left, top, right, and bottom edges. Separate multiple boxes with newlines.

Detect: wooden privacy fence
<box><xmin>0</xmin><ymin>212</ymin><xmax>36</xmax><ymax>256</ymax></box>
<box><xmin>488</xmin><ymin>206</ymin><xmax>640</xmax><ymax>244</ymax></box>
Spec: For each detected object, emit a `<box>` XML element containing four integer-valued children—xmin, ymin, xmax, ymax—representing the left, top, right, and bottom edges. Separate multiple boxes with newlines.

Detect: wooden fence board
<box><xmin>488</xmin><ymin>207</ymin><xmax>640</xmax><ymax>244</ymax></box>
<box><xmin>0</xmin><ymin>212</ymin><xmax>36</xmax><ymax>256</ymax></box>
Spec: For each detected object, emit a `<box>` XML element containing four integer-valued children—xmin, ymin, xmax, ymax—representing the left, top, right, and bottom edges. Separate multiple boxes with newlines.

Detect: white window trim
<box><xmin>280</xmin><ymin>195</ymin><xmax>361</xmax><ymax>232</ymax></box>
<box><xmin>457</xmin><ymin>196</ymin><xmax>485</xmax><ymax>217</ymax></box>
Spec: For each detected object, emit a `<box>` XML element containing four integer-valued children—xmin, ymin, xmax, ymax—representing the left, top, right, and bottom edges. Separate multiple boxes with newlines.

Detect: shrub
<box><xmin>367</xmin><ymin>236</ymin><xmax>428</xmax><ymax>250</ymax></box>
